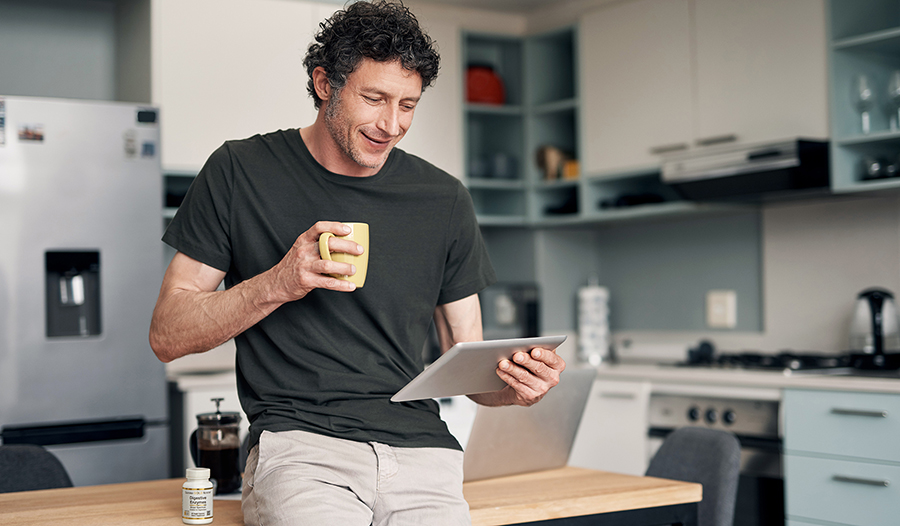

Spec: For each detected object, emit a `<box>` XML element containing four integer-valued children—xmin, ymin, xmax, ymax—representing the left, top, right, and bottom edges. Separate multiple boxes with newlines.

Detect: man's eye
<box><xmin>364</xmin><ymin>96</ymin><xmax>380</xmax><ymax>103</ymax></box>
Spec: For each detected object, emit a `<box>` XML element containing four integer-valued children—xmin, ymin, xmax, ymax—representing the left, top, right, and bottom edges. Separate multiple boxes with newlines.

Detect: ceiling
<box><xmin>410</xmin><ymin>0</ymin><xmax>562</xmax><ymax>12</ymax></box>
<box><xmin>315</xmin><ymin>0</ymin><xmax>576</xmax><ymax>15</ymax></box>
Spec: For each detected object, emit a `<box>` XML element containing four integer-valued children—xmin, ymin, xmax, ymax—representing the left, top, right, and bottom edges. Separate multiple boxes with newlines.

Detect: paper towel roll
<box><xmin>577</xmin><ymin>282</ymin><xmax>609</xmax><ymax>366</ymax></box>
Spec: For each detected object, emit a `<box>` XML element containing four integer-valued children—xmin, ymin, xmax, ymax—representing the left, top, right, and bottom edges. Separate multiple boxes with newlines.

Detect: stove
<box><xmin>678</xmin><ymin>350</ymin><xmax>848</xmax><ymax>371</ymax></box>
<box><xmin>647</xmin><ymin>342</ymin><xmax>900</xmax><ymax>526</ymax></box>
<box><xmin>649</xmin><ymin>385</ymin><xmax>784</xmax><ymax>526</ymax></box>
<box><xmin>676</xmin><ymin>349</ymin><xmax>900</xmax><ymax>378</ymax></box>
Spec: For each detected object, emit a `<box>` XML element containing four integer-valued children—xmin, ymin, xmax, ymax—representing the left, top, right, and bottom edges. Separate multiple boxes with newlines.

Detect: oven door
<box><xmin>648</xmin><ymin>427</ymin><xmax>785</xmax><ymax>526</ymax></box>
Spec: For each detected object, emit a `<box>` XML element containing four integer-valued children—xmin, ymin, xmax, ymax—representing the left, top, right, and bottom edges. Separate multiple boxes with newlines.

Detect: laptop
<box><xmin>462</xmin><ymin>367</ymin><xmax>596</xmax><ymax>482</ymax></box>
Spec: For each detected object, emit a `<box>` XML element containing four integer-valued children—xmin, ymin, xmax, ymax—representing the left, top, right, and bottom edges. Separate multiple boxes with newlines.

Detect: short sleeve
<box><xmin>437</xmin><ymin>183</ymin><xmax>497</xmax><ymax>304</ymax></box>
<box><xmin>161</xmin><ymin>143</ymin><xmax>235</xmax><ymax>272</ymax></box>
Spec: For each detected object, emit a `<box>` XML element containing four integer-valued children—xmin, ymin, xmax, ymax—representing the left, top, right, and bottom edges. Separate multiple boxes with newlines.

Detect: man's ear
<box><xmin>312</xmin><ymin>67</ymin><xmax>332</xmax><ymax>102</ymax></box>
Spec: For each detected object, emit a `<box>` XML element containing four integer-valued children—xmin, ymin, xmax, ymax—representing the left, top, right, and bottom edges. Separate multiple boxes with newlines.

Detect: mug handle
<box><xmin>319</xmin><ymin>232</ymin><xmax>335</xmax><ymax>261</ymax></box>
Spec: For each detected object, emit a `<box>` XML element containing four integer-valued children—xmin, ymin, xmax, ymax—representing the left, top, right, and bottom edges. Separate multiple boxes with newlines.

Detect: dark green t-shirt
<box><xmin>163</xmin><ymin>129</ymin><xmax>496</xmax><ymax>451</ymax></box>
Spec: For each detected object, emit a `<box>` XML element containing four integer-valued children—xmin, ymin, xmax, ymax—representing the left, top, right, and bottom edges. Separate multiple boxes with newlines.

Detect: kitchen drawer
<box><xmin>785</xmin><ymin>454</ymin><xmax>899</xmax><ymax>526</ymax></box>
<box><xmin>784</xmin><ymin>389</ymin><xmax>900</xmax><ymax>462</ymax></box>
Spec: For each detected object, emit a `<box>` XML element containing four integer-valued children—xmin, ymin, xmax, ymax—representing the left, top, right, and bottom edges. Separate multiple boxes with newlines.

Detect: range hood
<box><xmin>661</xmin><ymin>138</ymin><xmax>830</xmax><ymax>201</ymax></box>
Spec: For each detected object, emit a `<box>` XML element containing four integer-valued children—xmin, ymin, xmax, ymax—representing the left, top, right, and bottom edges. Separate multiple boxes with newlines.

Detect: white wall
<box><xmin>760</xmin><ymin>195</ymin><xmax>900</xmax><ymax>353</ymax></box>
<box><xmin>0</xmin><ymin>0</ymin><xmax>118</xmax><ymax>101</ymax></box>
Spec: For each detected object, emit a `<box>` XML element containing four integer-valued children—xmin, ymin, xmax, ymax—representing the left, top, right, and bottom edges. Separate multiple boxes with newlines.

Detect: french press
<box><xmin>190</xmin><ymin>398</ymin><xmax>242</xmax><ymax>495</ymax></box>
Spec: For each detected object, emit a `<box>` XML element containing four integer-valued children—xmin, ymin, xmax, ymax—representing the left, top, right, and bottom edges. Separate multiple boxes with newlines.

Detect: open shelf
<box><xmin>833</xmin><ymin>26</ymin><xmax>900</xmax><ymax>53</ymax></box>
<box><xmin>467</xmin><ymin>178</ymin><xmax>526</xmax><ymax>189</ymax></box>
<box><xmin>533</xmin><ymin>98</ymin><xmax>578</xmax><ymax>115</ymax></box>
<box><xmin>837</xmin><ymin>129</ymin><xmax>900</xmax><ymax>145</ymax></box>
<box><xmin>828</xmin><ymin>0</ymin><xmax>900</xmax><ymax>193</ymax></box>
<box><xmin>464</xmin><ymin>27</ymin><xmax>581</xmax><ymax>225</ymax></box>
<box><xmin>463</xmin><ymin>26</ymin><xmax>713</xmax><ymax>227</ymax></box>
<box><xmin>465</xmin><ymin>103</ymin><xmax>524</xmax><ymax>116</ymax></box>
<box><xmin>831</xmin><ymin>0</ymin><xmax>900</xmax><ymax>41</ymax></box>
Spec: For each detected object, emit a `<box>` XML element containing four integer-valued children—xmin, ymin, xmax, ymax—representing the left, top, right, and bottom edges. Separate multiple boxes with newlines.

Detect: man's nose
<box><xmin>376</xmin><ymin>105</ymin><xmax>401</xmax><ymax>137</ymax></box>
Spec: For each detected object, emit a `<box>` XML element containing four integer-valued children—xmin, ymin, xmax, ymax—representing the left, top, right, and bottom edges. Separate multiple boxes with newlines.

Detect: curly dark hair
<box><xmin>303</xmin><ymin>0</ymin><xmax>440</xmax><ymax>110</ymax></box>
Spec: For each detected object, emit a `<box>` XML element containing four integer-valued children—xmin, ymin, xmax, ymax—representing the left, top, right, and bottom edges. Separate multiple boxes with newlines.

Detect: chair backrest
<box><xmin>0</xmin><ymin>444</ymin><xmax>74</xmax><ymax>493</ymax></box>
<box><xmin>645</xmin><ymin>427</ymin><xmax>740</xmax><ymax>526</ymax></box>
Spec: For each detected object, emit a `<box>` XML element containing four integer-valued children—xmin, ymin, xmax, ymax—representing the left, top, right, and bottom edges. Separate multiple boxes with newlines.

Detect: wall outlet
<box><xmin>706</xmin><ymin>290</ymin><xmax>737</xmax><ymax>328</ymax></box>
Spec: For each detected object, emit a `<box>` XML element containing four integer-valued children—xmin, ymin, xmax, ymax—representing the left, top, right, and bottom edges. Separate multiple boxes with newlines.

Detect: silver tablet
<box><xmin>391</xmin><ymin>335</ymin><xmax>567</xmax><ymax>402</ymax></box>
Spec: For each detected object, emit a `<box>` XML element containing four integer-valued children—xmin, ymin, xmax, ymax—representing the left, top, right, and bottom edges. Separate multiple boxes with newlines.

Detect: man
<box><xmin>149</xmin><ymin>1</ymin><xmax>565</xmax><ymax>524</ymax></box>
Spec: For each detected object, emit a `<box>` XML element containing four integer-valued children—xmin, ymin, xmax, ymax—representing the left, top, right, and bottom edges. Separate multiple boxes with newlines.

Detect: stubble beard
<box><xmin>323</xmin><ymin>89</ymin><xmax>383</xmax><ymax>170</ymax></box>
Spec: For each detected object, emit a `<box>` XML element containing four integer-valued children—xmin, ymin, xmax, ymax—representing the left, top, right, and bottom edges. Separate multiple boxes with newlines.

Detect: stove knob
<box><xmin>687</xmin><ymin>407</ymin><xmax>701</xmax><ymax>421</ymax></box>
<box><xmin>723</xmin><ymin>409</ymin><xmax>736</xmax><ymax>425</ymax></box>
<box><xmin>705</xmin><ymin>408</ymin><xmax>718</xmax><ymax>424</ymax></box>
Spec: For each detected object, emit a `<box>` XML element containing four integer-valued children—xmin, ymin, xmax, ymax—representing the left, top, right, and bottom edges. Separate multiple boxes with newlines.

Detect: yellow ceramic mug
<box><xmin>318</xmin><ymin>223</ymin><xmax>369</xmax><ymax>288</ymax></box>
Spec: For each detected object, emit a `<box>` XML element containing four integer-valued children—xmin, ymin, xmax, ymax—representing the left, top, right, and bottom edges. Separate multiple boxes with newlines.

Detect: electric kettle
<box><xmin>849</xmin><ymin>288</ymin><xmax>900</xmax><ymax>369</ymax></box>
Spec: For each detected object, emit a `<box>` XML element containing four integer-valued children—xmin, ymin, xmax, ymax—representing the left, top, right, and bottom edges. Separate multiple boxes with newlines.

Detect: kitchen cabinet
<box><xmin>784</xmin><ymin>388</ymin><xmax>900</xmax><ymax>526</ymax></box>
<box><xmin>828</xmin><ymin>0</ymin><xmax>900</xmax><ymax>192</ymax></box>
<box><xmin>579</xmin><ymin>0</ymin><xmax>693</xmax><ymax>176</ymax></box>
<box><xmin>568</xmin><ymin>378</ymin><xmax>650</xmax><ymax>476</ymax></box>
<box><xmin>151</xmin><ymin>0</ymin><xmax>338</xmax><ymax>173</ymax></box>
<box><xmin>579</xmin><ymin>0</ymin><xmax>827</xmax><ymax>177</ymax></box>
<box><xmin>466</xmin><ymin>25</ymin><xmax>732</xmax><ymax>227</ymax></box>
<box><xmin>692</xmin><ymin>0</ymin><xmax>828</xmax><ymax>146</ymax></box>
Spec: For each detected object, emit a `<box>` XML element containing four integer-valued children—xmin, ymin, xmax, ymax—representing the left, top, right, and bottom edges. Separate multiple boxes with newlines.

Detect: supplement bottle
<box><xmin>183</xmin><ymin>467</ymin><xmax>213</xmax><ymax>524</ymax></box>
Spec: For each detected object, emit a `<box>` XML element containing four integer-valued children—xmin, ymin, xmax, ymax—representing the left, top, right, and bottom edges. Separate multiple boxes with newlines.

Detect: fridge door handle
<box><xmin>1</xmin><ymin>417</ymin><xmax>146</xmax><ymax>446</ymax></box>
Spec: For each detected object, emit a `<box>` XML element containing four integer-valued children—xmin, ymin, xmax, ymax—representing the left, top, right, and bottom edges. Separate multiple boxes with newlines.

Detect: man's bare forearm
<box><xmin>149</xmin><ymin>270</ymin><xmax>283</xmax><ymax>362</ymax></box>
<box><xmin>150</xmin><ymin>222</ymin><xmax>361</xmax><ymax>364</ymax></box>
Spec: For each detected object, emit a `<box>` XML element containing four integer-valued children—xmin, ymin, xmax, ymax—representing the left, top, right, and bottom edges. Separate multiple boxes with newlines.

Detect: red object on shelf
<box><xmin>466</xmin><ymin>65</ymin><xmax>506</xmax><ymax>105</ymax></box>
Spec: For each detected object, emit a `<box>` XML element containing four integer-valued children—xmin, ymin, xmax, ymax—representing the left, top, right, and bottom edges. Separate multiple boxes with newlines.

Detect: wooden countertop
<box><xmin>595</xmin><ymin>362</ymin><xmax>900</xmax><ymax>394</ymax></box>
<box><xmin>0</xmin><ymin>467</ymin><xmax>701</xmax><ymax>526</ymax></box>
<box><xmin>464</xmin><ymin>466</ymin><xmax>702</xmax><ymax>526</ymax></box>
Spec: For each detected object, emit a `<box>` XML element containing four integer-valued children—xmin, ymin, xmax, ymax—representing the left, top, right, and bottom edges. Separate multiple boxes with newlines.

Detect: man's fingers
<box><xmin>530</xmin><ymin>347</ymin><xmax>566</xmax><ymax>372</ymax></box>
<box><xmin>309</xmin><ymin>272</ymin><xmax>357</xmax><ymax>292</ymax></box>
<box><xmin>324</xmin><ymin>237</ymin><xmax>364</xmax><ymax>256</ymax></box>
<box><xmin>512</xmin><ymin>349</ymin><xmax>563</xmax><ymax>382</ymax></box>
<box><xmin>309</xmin><ymin>220</ymin><xmax>351</xmax><ymax>239</ymax></box>
<box><xmin>312</xmin><ymin>257</ymin><xmax>356</xmax><ymax>277</ymax></box>
<box><xmin>495</xmin><ymin>347</ymin><xmax>566</xmax><ymax>407</ymax></box>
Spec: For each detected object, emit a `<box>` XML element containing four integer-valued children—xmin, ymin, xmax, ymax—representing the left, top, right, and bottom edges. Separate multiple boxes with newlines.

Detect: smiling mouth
<box><xmin>362</xmin><ymin>131</ymin><xmax>392</xmax><ymax>146</ymax></box>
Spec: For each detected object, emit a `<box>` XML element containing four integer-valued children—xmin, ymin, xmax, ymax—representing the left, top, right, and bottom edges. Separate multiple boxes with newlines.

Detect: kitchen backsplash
<box><xmin>573</xmin><ymin>194</ymin><xmax>900</xmax><ymax>358</ymax></box>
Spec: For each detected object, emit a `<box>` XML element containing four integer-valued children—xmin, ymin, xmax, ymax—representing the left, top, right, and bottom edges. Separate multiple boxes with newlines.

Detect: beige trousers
<box><xmin>241</xmin><ymin>429</ymin><xmax>471</xmax><ymax>526</ymax></box>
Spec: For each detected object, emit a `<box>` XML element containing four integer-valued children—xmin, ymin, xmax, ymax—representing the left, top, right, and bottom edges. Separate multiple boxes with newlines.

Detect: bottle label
<box><xmin>183</xmin><ymin>487</ymin><xmax>213</xmax><ymax>520</ymax></box>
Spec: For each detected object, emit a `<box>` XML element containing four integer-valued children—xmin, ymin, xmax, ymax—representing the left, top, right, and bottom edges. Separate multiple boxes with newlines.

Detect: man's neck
<box><xmin>299</xmin><ymin>122</ymin><xmax>381</xmax><ymax>178</ymax></box>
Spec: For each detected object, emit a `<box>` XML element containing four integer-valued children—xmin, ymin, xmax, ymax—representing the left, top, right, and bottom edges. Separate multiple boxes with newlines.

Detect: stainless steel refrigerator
<box><xmin>0</xmin><ymin>96</ymin><xmax>168</xmax><ymax>486</ymax></box>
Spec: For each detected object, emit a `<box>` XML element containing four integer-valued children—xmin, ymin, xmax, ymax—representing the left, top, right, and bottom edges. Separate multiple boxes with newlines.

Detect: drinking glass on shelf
<box><xmin>888</xmin><ymin>71</ymin><xmax>900</xmax><ymax>131</ymax></box>
<box><xmin>854</xmin><ymin>74</ymin><xmax>875</xmax><ymax>134</ymax></box>
<box><xmin>860</xmin><ymin>156</ymin><xmax>882</xmax><ymax>180</ymax></box>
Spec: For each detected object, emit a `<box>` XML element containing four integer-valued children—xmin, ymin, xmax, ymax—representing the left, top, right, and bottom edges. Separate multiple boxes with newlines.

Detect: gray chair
<box><xmin>645</xmin><ymin>427</ymin><xmax>741</xmax><ymax>526</ymax></box>
<box><xmin>0</xmin><ymin>444</ymin><xmax>73</xmax><ymax>493</ymax></box>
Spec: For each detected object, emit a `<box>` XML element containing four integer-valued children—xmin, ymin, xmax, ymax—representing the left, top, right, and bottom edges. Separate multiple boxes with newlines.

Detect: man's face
<box><xmin>323</xmin><ymin>58</ymin><xmax>423</xmax><ymax>172</ymax></box>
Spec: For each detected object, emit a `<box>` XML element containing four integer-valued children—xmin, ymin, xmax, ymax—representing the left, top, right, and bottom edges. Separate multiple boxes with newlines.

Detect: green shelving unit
<box><xmin>463</xmin><ymin>27</ymin><xmax>580</xmax><ymax>225</ymax></box>
<box><xmin>829</xmin><ymin>0</ymin><xmax>900</xmax><ymax>192</ymax></box>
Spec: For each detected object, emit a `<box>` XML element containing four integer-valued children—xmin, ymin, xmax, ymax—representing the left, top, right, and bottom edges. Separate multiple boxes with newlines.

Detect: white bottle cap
<box><xmin>186</xmin><ymin>467</ymin><xmax>210</xmax><ymax>480</ymax></box>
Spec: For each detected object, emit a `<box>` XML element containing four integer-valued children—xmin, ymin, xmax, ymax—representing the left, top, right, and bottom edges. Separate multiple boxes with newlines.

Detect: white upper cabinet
<box><xmin>151</xmin><ymin>0</ymin><xmax>338</xmax><ymax>173</ymax></box>
<box><xmin>579</xmin><ymin>0</ymin><xmax>828</xmax><ymax>177</ymax></box>
<box><xmin>693</xmin><ymin>0</ymin><xmax>828</xmax><ymax>146</ymax></box>
<box><xmin>579</xmin><ymin>0</ymin><xmax>693</xmax><ymax>176</ymax></box>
